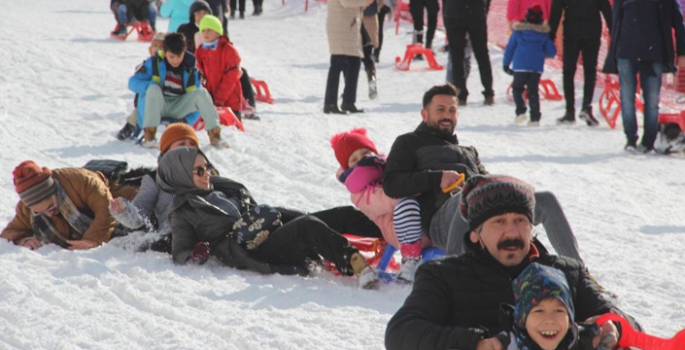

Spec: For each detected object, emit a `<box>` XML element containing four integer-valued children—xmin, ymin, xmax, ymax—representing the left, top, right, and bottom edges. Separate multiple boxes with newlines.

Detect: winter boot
<box><xmin>112</xmin><ymin>23</ymin><xmax>127</xmax><ymax>37</ymax></box>
<box><xmin>514</xmin><ymin>114</ymin><xmax>527</xmax><ymax>125</ymax></box>
<box><xmin>239</xmin><ymin>11</ymin><xmax>245</xmax><ymax>19</ymax></box>
<box><xmin>341</xmin><ymin>103</ymin><xmax>364</xmax><ymax>114</ymax></box>
<box><xmin>207</xmin><ymin>127</ymin><xmax>230</xmax><ymax>148</ymax></box>
<box><xmin>368</xmin><ymin>76</ymin><xmax>378</xmax><ymax>100</ymax></box>
<box><xmin>579</xmin><ymin>106</ymin><xmax>600</xmax><ymax>127</ymax></box>
<box><xmin>324</xmin><ymin>105</ymin><xmax>347</xmax><ymax>114</ymax></box>
<box><xmin>350</xmin><ymin>252</ymin><xmax>379</xmax><ymax>289</ymax></box>
<box><xmin>253</xmin><ymin>4</ymin><xmax>262</xmax><ymax>15</ymax></box>
<box><xmin>396</xmin><ymin>241</ymin><xmax>422</xmax><ymax>283</ymax></box>
<box><xmin>557</xmin><ymin>111</ymin><xmax>576</xmax><ymax>125</ymax></box>
<box><xmin>484</xmin><ymin>95</ymin><xmax>495</xmax><ymax>106</ymax></box>
<box><xmin>116</xmin><ymin>122</ymin><xmax>135</xmax><ymax>141</ymax></box>
<box><xmin>142</xmin><ymin>127</ymin><xmax>158</xmax><ymax>149</ymax></box>
<box><xmin>230</xmin><ymin>9</ymin><xmax>236</xmax><ymax>19</ymax></box>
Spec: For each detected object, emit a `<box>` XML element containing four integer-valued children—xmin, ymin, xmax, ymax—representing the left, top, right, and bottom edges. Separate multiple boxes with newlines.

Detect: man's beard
<box><xmin>427</xmin><ymin>119</ymin><xmax>455</xmax><ymax>137</ymax></box>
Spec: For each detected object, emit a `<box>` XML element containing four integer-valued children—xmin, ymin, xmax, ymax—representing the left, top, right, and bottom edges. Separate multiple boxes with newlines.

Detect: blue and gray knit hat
<box><xmin>512</xmin><ymin>262</ymin><xmax>574</xmax><ymax>329</ymax></box>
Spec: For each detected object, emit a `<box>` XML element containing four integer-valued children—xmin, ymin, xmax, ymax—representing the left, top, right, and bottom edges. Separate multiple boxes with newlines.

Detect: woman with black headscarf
<box><xmin>156</xmin><ymin>148</ymin><xmax>380</xmax><ymax>289</ymax></box>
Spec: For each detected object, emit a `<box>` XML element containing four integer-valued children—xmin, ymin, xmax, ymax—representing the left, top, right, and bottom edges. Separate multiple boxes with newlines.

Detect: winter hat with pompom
<box><xmin>13</xmin><ymin>161</ymin><xmax>57</xmax><ymax>207</ymax></box>
<box><xmin>330</xmin><ymin>128</ymin><xmax>379</xmax><ymax>169</ymax></box>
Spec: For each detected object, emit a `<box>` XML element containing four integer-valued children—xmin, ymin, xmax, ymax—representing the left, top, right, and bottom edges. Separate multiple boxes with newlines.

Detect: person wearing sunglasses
<box><xmin>157</xmin><ymin>147</ymin><xmax>380</xmax><ymax>289</ymax></box>
<box><xmin>109</xmin><ymin>123</ymin><xmax>213</xmax><ymax>253</ymax></box>
<box><xmin>2</xmin><ymin>160</ymin><xmax>123</xmax><ymax>250</ymax></box>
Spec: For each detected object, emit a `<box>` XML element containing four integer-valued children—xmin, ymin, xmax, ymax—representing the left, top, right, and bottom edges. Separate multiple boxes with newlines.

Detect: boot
<box><xmin>413</xmin><ymin>30</ymin><xmax>424</xmax><ymax>60</ymax></box>
<box><xmin>230</xmin><ymin>9</ymin><xmax>236</xmax><ymax>19</ymax></box>
<box><xmin>484</xmin><ymin>95</ymin><xmax>495</xmax><ymax>106</ymax></box>
<box><xmin>350</xmin><ymin>252</ymin><xmax>379</xmax><ymax>289</ymax></box>
<box><xmin>557</xmin><ymin>111</ymin><xmax>576</xmax><ymax>125</ymax></box>
<box><xmin>111</xmin><ymin>23</ymin><xmax>127</xmax><ymax>37</ymax></box>
<box><xmin>207</xmin><ymin>127</ymin><xmax>230</xmax><ymax>148</ymax></box>
<box><xmin>142</xmin><ymin>127</ymin><xmax>158</xmax><ymax>149</ymax></box>
<box><xmin>579</xmin><ymin>106</ymin><xmax>600</xmax><ymax>127</ymax></box>
<box><xmin>396</xmin><ymin>241</ymin><xmax>422</xmax><ymax>283</ymax></box>
<box><xmin>341</xmin><ymin>103</ymin><xmax>364</xmax><ymax>114</ymax></box>
<box><xmin>239</xmin><ymin>11</ymin><xmax>245</xmax><ymax>19</ymax></box>
<box><xmin>324</xmin><ymin>105</ymin><xmax>347</xmax><ymax>114</ymax></box>
<box><xmin>253</xmin><ymin>4</ymin><xmax>262</xmax><ymax>15</ymax></box>
<box><xmin>116</xmin><ymin>122</ymin><xmax>135</xmax><ymax>141</ymax></box>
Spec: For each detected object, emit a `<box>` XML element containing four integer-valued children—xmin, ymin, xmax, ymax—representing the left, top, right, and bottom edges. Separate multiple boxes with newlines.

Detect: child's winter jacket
<box><xmin>195</xmin><ymin>36</ymin><xmax>243</xmax><ymax>112</ymax></box>
<box><xmin>503</xmin><ymin>22</ymin><xmax>557</xmax><ymax>73</ymax></box>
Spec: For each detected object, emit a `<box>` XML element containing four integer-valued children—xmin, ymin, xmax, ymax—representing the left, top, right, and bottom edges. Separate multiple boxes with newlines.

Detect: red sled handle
<box><xmin>596</xmin><ymin>313</ymin><xmax>685</xmax><ymax>350</ymax></box>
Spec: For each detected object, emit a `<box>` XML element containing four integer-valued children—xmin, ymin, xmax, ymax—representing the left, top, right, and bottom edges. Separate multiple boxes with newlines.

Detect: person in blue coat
<box><xmin>503</xmin><ymin>5</ymin><xmax>557</xmax><ymax>126</ymax></box>
<box><xmin>160</xmin><ymin>0</ymin><xmax>195</xmax><ymax>32</ymax></box>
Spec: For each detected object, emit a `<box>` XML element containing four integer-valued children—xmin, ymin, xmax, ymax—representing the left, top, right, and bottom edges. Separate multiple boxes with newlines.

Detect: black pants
<box><xmin>512</xmin><ymin>72</ymin><xmax>542</xmax><ymax>121</ymax></box>
<box><xmin>312</xmin><ymin>206</ymin><xmax>383</xmax><ymax>238</ymax></box>
<box><xmin>230</xmin><ymin>0</ymin><xmax>245</xmax><ymax>13</ymax></box>
<box><xmin>409</xmin><ymin>0</ymin><xmax>439</xmax><ymax>48</ymax></box>
<box><xmin>253</xmin><ymin>0</ymin><xmax>263</xmax><ymax>5</ymax></box>
<box><xmin>563</xmin><ymin>37</ymin><xmax>600</xmax><ymax>113</ymax></box>
<box><xmin>374</xmin><ymin>5</ymin><xmax>391</xmax><ymax>58</ymax></box>
<box><xmin>444</xmin><ymin>17</ymin><xmax>494</xmax><ymax>100</ymax></box>
<box><xmin>240</xmin><ymin>68</ymin><xmax>256</xmax><ymax>108</ymax></box>
<box><xmin>361</xmin><ymin>27</ymin><xmax>376</xmax><ymax>79</ymax></box>
<box><xmin>250</xmin><ymin>215</ymin><xmax>358</xmax><ymax>275</ymax></box>
<box><xmin>324</xmin><ymin>55</ymin><xmax>361</xmax><ymax>106</ymax></box>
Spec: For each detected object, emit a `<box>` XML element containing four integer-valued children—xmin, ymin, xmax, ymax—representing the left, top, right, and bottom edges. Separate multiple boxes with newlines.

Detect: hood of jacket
<box><xmin>189</xmin><ymin>0</ymin><xmax>213</xmax><ymax>23</ymax></box>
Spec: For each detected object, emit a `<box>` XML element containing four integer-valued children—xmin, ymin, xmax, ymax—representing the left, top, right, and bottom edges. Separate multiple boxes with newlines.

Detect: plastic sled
<box><xmin>597</xmin><ymin>313</ymin><xmax>685</xmax><ymax>350</ymax></box>
<box><xmin>506</xmin><ymin>79</ymin><xmax>563</xmax><ymax>102</ymax></box>
<box><xmin>395</xmin><ymin>44</ymin><xmax>444</xmax><ymax>71</ymax></box>
<box><xmin>110</xmin><ymin>22</ymin><xmax>155</xmax><ymax>42</ymax></box>
<box><xmin>250</xmin><ymin>78</ymin><xmax>274</xmax><ymax>104</ymax></box>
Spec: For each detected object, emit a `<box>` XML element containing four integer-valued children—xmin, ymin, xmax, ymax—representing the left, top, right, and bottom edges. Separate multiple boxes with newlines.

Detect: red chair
<box><xmin>395</xmin><ymin>44</ymin><xmax>444</xmax><ymax>71</ymax></box>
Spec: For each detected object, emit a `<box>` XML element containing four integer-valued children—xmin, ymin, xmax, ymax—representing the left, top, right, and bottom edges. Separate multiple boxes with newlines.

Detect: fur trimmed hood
<box><xmin>513</xmin><ymin>22</ymin><xmax>550</xmax><ymax>33</ymax></box>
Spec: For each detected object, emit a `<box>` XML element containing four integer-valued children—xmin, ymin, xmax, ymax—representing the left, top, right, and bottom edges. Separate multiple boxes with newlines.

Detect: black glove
<box><xmin>503</xmin><ymin>66</ymin><xmax>514</xmax><ymax>76</ymax></box>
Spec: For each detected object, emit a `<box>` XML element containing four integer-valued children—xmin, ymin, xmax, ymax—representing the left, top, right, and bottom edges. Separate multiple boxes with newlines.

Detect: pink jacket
<box><xmin>506</xmin><ymin>0</ymin><xmax>551</xmax><ymax>22</ymax></box>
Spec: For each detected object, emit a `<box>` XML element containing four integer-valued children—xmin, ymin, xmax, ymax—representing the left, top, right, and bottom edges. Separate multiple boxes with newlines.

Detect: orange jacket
<box><xmin>1</xmin><ymin>168</ymin><xmax>117</xmax><ymax>246</ymax></box>
<box><xmin>196</xmin><ymin>37</ymin><xmax>243</xmax><ymax>112</ymax></box>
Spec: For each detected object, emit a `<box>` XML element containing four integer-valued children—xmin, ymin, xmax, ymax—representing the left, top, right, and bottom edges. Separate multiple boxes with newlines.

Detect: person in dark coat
<box><xmin>156</xmin><ymin>148</ymin><xmax>381</xmax><ymax>289</ymax></box>
<box><xmin>111</xmin><ymin>0</ymin><xmax>158</xmax><ymax>36</ymax></box>
<box><xmin>383</xmin><ymin>84</ymin><xmax>581</xmax><ymax>260</ymax></box>
<box><xmin>442</xmin><ymin>0</ymin><xmax>494</xmax><ymax>105</ymax></box>
<box><xmin>384</xmin><ymin>175</ymin><xmax>634</xmax><ymax>350</ymax></box>
<box><xmin>603</xmin><ymin>0</ymin><xmax>685</xmax><ymax>152</ymax></box>
<box><xmin>549</xmin><ymin>0</ymin><xmax>611</xmax><ymax>126</ymax></box>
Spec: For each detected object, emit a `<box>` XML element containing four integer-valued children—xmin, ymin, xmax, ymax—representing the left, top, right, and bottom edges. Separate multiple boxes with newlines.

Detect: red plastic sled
<box><xmin>597</xmin><ymin>313</ymin><xmax>685</xmax><ymax>350</ymax></box>
<box><xmin>395</xmin><ymin>44</ymin><xmax>444</xmax><ymax>71</ymax></box>
<box><xmin>250</xmin><ymin>78</ymin><xmax>274</xmax><ymax>104</ymax></box>
<box><xmin>110</xmin><ymin>22</ymin><xmax>155</xmax><ymax>42</ymax></box>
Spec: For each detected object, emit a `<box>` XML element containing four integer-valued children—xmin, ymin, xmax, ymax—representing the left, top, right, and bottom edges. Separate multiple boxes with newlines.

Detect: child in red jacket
<box><xmin>195</xmin><ymin>15</ymin><xmax>245</xmax><ymax>118</ymax></box>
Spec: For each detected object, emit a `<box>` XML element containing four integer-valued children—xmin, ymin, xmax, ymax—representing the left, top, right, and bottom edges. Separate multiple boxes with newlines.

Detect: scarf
<box><xmin>201</xmin><ymin>38</ymin><xmax>219</xmax><ymax>50</ymax></box>
<box><xmin>30</xmin><ymin>179</ymin><xmax>125</xmax><ymax>248</ymax></box>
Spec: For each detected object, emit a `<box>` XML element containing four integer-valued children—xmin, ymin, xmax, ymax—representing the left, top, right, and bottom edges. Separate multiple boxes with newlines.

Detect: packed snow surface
<box><xmin>0</xmin><ymin>0</ymin><xmax>684</xmax><ymax>349</ymax></box>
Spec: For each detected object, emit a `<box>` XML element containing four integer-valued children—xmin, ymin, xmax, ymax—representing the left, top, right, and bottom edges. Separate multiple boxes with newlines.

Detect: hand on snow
<box><xmin>503</xmin><ymin>66</ymin><xmax>513</xmax><ymax>76</ymax></box>
<box><xmin>67</xmin><ymin>239</ymin><xmax>98</xmax><ymax>250</ymax></box>
<box><xmin>109</xmin><ymin>197</ymin><xmax>126</xmax><ymax>214</ymax></box>
<box><xmin>20</xmin><ymin>237</ymin><xmax>43</xmax><ymax>250</ymax></box>
<box><xmin>190</xmin><ymin>242</ymin><xmax>211</xmax><ymax>265</ymax></box>
<box><xmin>440</xmin><ymin>171</ymin><xmax>462</xmax><ymax>191</ymax></box>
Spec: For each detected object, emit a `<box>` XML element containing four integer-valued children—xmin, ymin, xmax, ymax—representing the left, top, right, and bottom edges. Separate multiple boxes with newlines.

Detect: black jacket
<box><xmin>603</xmin><ymin>0</ymin><xmax>685</xmax><ymax>74</ymax></box>
<box><xmin>383</xmin><ymin>123</ymin><xmax>488</xmax><ymax>229</ymax></box>
<box><xmin>385</xmin><ymin>241</ymin><xmax>627</xmax><ymax>350</ymax></box>
<box><xmin>549</xmin><ymin>0</ymin><xmax>611</xmax><ymax>41</ymax></box>
<box><xmin>443</xmin><ymin>0</ymin><xmax>491</xmax><ymax>19</ymax></box>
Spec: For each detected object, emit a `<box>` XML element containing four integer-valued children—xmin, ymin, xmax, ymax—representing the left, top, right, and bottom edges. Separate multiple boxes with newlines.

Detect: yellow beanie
<box><xmin>199</xmin><ymin>15</ymin><xmax>223</xmax><ymax>36</ymax></box>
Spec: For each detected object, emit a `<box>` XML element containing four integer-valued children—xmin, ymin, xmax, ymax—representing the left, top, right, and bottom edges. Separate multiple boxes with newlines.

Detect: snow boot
<box><xmin>142</xmin><ymin>127</ymin><xmax>158</xmax><ymax>149</ymax></box>
<box><xmin>350</xmin><ymin>252</ymin><xmax>379</xmax><ymax>289</ymax></box>
<box><xmin>396</xmin><ymin>241</ymin><xmax>422</xmax><ymax>283</ymax></box>
<box><xmin>116</xmin><ymin>122</ymin><xmax>135</xmax><ymax>141</ymax></box>
<box><xmin>111</xmin><ymin>23</ymin><xmax>127</xmax><ymax>38</ymax></box>
<box><xmin>579</xmin><ymin>106</ymin><xmax>600</xmax><ymax>127</ymax></box>
<box><xmin>207</xmin><ymin>127</ymin><xmax>230</xmax><ymax>149</ymax></box>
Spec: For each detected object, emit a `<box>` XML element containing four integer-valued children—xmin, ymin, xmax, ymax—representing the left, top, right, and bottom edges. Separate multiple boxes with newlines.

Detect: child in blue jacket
<box><xmin>128</xmin><ymin>33</ymin><xmax>229</xmax><ymax>149</ymax></box>
<box><xmin>503</xmin><ymin>5</ymin><xmax>557</xmax><ymax>126</ymax></box>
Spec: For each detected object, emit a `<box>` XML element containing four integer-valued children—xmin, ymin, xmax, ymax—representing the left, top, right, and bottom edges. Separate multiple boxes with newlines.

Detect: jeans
<box><xmin>324</xmin><ymin>55</ymin><xmax>361</xmax><ymax>106</ymax></box>
<box><xmin>512</xmin><ymin>72</ymin><xmax>542</xmax><ymax>121</ymax></box>
<box><xmin>617</xmin><ymin>58</ymin><xmax>664</xmax><ymax>148</ymax></box>
<box><xmin>562</xmin><ymin>38</ymin><xmax>600</xmax><ymax>113</ymax></box>
<box><xmin>116</xmin><ymin>4</ymin><xmax>157</xmax><ymax>28</ymax></box>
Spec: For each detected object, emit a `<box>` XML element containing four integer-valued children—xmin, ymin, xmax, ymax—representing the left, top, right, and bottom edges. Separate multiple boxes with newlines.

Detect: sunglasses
<box><xmin>192</xmin><ymin>164</ymin><xmax>214</xmax><ymax>177</ymax></box>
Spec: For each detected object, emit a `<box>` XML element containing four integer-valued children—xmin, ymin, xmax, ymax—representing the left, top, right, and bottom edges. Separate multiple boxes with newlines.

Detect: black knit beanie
<box><xmin>459</xmin><ymin>175</ymin><xmax>536</xmax><ymax>231</ymax></box>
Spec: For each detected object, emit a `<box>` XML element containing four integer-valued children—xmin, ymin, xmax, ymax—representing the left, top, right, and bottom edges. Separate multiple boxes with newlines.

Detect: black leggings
<box><xmin>374</xmin><ymin>5</ymin><xmax>391</xmax><ymax>58</ymax></box>
<box><xmin>250</xmin><ymin>215</ymin><xmax>359</xmax><ymax>275</ymax></box>
<box><xmin>409</xmin><ymin>0</ymin><xmax>439</xmax><ymax>48</ymax></box>
<box><xmin>562</xmin><ymin>37</ymin><xmax>600</xmax><ymax>113</ymax></box>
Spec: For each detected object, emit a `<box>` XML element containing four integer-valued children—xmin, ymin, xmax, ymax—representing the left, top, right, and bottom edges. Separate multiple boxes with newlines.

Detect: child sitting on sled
<box><xmin>500</xmin><ymin>262</ymin><xmax>619</xmax><ymax>350</ymax></box>
<box><xmin>195</xmin><ymin>15</ymin><xmax>256</xmax><ymax>120</ymax></box>
<box><xmin>330</xmin><ymin>128</ymin><xmax>433</xmax><ymax>283</ymax></box>
<box><xmin>117</xmin><ymin>31</ymin><xmax>167</xmax><ymax>141</ymax></box>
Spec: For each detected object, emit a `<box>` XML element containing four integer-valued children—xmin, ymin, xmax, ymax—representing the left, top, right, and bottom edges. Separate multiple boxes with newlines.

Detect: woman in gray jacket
<box><xmin>157</xmin><ymin>148</ymin><xmax>380</xmax><ymax>289</ymax></box>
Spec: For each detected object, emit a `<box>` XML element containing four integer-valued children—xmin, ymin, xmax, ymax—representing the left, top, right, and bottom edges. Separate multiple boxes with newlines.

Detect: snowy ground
<box><xmin>1</xmin><ymin>0</ymin><xmax>684</xmax><ymax>349</ymax></box>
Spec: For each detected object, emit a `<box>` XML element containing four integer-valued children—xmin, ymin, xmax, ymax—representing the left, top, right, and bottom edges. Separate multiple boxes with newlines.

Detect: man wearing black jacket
<box><xmin>443</xmin><ymin>0</ymin><xmax>494</xmax><ymax>105</ymax></box>
<box><xmin>549</xmin><ymin>0</ymin><xmax>611</xmax><ymax>126</ymax></box>
<box><xmin>383</xmin><ymin>84</ymin><xmax>581</xmax><ymax>260</ymax></box>
<box><xmin>385</xmin><ymin>175</ymin><xmax>631</xmax><ymax>350</ymax></box>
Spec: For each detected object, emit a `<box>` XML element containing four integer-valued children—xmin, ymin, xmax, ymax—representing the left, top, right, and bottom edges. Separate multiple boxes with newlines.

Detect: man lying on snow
<box><xmin>1</xmin><ymin>161</ymin><xmax>129</xmax><ymax>250</ymax></box>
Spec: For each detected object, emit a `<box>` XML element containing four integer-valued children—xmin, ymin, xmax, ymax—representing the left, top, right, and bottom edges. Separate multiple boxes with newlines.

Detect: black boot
<box><xmin>557</xmin><ymin>111</ymin><xmax>576</xmax><ymax>125</ymax></box>
<box><xmin>230</xmin><ymin>9</ymin><xmax>236</xmax><ymax>19</ymax></box>
<box><xmin>579</xmin><ymin>106</ymin><xmax>599</xmax><ymax>127</ymax></box>
<box><xmin>116</xmin><ymin>123</ymin><xmax>136</xmax><ymax>140</ymax></box>
<box><xmin>239</xmin><ymin>11</ymin><xmax>245</xmax><ymax>19</ymax></box>
<box><xmin>111</xmin><ymin>23</ymin><xmax>127</xmax><ymax>37</ymax></box>
<box><xmin>324</xmin><ymin>105</ymin><xmax>347</xmax><ymax>114</ymax></box>
<box><xmin>341</xmin><ymin>103</ymin><xmax>364</xmax><ymax>113</ymax></box>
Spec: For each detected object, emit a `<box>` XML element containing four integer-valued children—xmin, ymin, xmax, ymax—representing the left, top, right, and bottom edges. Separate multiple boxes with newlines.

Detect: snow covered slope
<box><xmin>0</xmin><ymin>0</ymin><xmax>683</xmax><ymax>348</ymax></box>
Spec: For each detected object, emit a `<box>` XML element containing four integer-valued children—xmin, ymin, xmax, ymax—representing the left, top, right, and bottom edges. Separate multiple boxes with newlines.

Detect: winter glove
<box><xmin>503</xmin><ymin>66</ymin><xmax>514</xmax><ymax>76</ymax></box>
<box><xmin>190</xmin><ymin>241</ymin><xmax>211</xmax><ymax>265</ymax></box>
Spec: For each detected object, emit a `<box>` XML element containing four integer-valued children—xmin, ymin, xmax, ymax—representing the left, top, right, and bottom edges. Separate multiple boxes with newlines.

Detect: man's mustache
<box><xmin>497</xmin><ymin>239</ymin><xmax>524</xmax><ymax>250</ymax></box>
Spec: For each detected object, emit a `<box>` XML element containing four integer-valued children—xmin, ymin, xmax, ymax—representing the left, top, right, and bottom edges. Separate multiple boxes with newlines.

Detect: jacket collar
<box><xmin>415</xmin><ymin>122</ymin><xmax>459</xmax><ymax>144</ymax></box>
<box><xmin>469</xmin><ymin>241</ymin><xmax>542</xmax><ymax>286</ymax></box>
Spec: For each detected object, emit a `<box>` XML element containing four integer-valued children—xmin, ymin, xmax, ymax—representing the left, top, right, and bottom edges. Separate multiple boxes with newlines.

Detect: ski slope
<box><xmin>0</xmin><ymin>0</ymin><xmax>684</xmax><ymax>348</ymax></box>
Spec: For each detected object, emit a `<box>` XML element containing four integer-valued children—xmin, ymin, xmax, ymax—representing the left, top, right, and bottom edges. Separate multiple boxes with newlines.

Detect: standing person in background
<box><xmin>549</xmin><ymin>0</ymin><xmax>611</xmax><ymax>126</ymax></box>
<box><xmin>603</xmin><ymin>0</ymin><xmax>685</xmax><ymax>152</ymax></box>
<box><xmin>443</xmin><ymin>0</ymin><xmax>494</xmax><ymax>106</ymax></box>
<box><xmin>506</xmin><ymin>0</ymin><xmax>551</xmax><ymax>31</ymax></box>
<box><xmin>323</xmin><ymin>0</ymin><xmax>371</xmax><ymax>114</ymax></box>
<box><xmin>160</xmin><ymin>0</ymin><xmax>195</xmax><ymax>32</ymax></box>
<box><xmin>372</xmin><ymin>2</ymin><xmax>392</xmax><ymax>62</ymax></box>
<box><xmin>205</xmin><ymin>0</ymin><xmax>230</xmax><ymax>34</ymax></box>
<box><xmin>253</xmin><ymin>0</ymin><xmax>264</xmax><ymax>15</ymax></box>
<box><xmin>362</xmin><ymin>0</ymin><xmax>383</xmax><ymax>100</ymax></box>
<box><xmin>230</xmin><ymin>0</ymin><xmax>246</xmax><ymax>19</ymax></box>
<box><xmin>111</xmin><ymin>0</ymin><xmax>158</xmax><ymax>37</ymax></box>
<box><xmin>409</xmin><ymin>0</ymin><xmax>439</xmax><ymax>60</ymax></box>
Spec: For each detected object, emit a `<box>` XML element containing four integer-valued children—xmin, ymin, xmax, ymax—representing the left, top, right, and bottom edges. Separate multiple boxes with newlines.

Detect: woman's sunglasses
<box><xmin>192</xmin><ymin>164</ymin><xmax>214</xmax><ymax>177</ymax></box>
